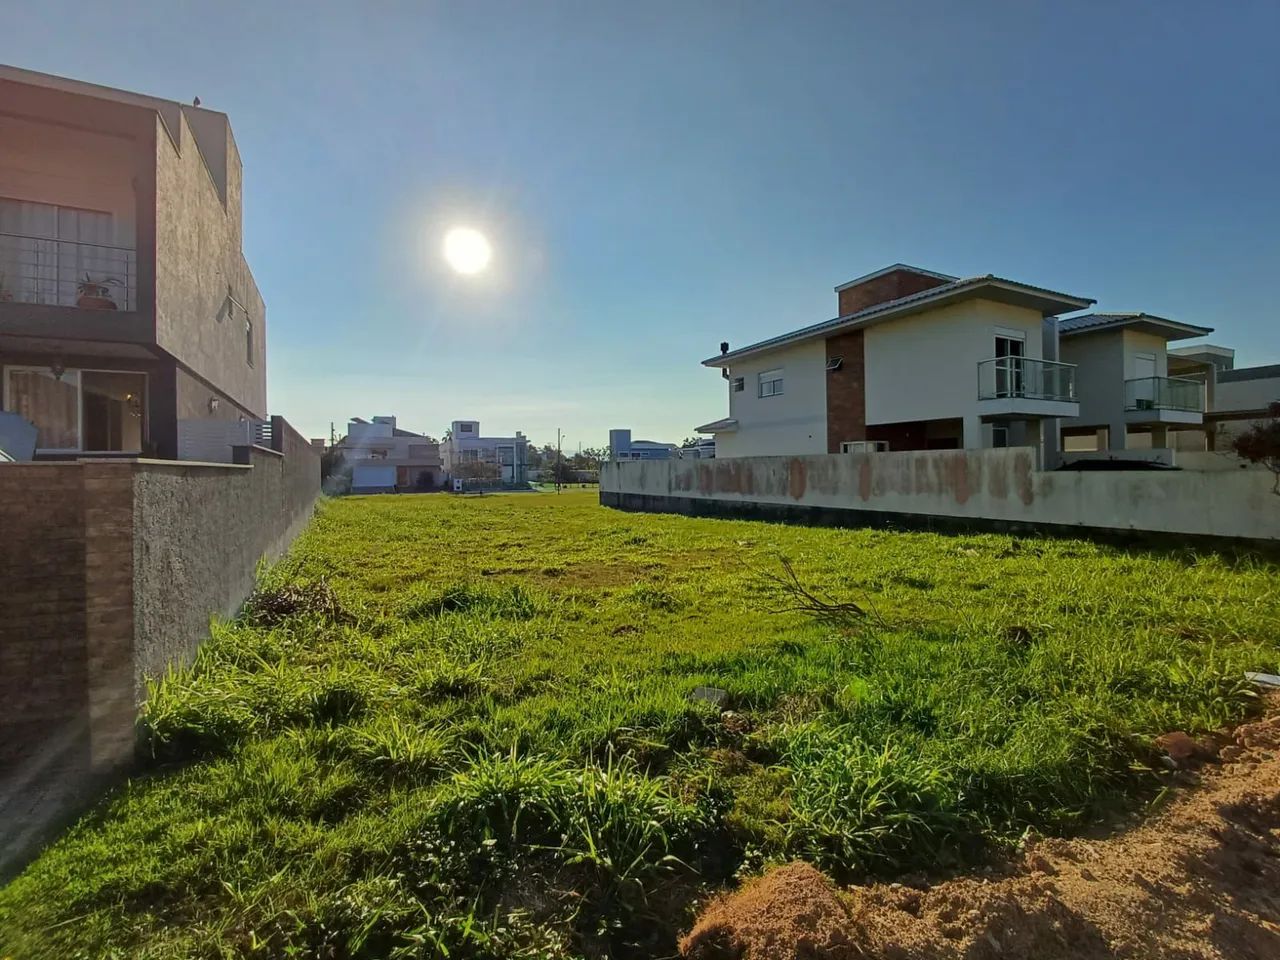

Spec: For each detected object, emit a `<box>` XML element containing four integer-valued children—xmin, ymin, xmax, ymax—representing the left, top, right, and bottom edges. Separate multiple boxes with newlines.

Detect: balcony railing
<box><xmin>977</xmin><ymin>356</ymin><xmax>1077</xmax><ymax>402</ymax></box>
<box><xmin>0</xmin><ymin>232</ymin><xmax>137</xmax><ymax>311</ymax></box>
<box><xmin>1125</xmin><ymin>376</ymin><xmax>1203</xmax><ymax>413</ymax></box>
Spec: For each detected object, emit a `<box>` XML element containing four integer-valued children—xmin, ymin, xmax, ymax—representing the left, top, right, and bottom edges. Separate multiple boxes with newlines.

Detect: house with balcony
<box><xmin>1057</xmin><ymin>312</ymin><xmax>1212</xmax><ymax>452</ymax></box>
<box><xmin>0</xmin><ymin>65</ymin><xmax>265</xmax><ymax>460</ymax></box>
<box><xmin>441</xmin><ymin>419</ymin><xmax>529</xmax><ymax>484</ymax></box>
<box><xmin>696</xmin><ymin>264</ymin><xmax>1093</xmax><ymax>463</ymax></box>
<box><xmin>334</xmin><ymin>416</ymin><xmax>442</xmax><ymax>493</ymax></box>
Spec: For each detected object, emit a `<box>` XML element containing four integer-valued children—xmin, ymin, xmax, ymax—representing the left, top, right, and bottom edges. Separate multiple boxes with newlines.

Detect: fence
<box><xmin>600</xmin><ymin>448</ymin><xmax>1279</xmax><ymax>543</ymax></box>
<box><xmin>0</xmin><ymin>418</ymin><xmax>320</xmax><ymax>875</ymax></box>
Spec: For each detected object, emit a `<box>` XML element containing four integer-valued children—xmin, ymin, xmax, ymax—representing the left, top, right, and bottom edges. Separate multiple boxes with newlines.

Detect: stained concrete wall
<box><xmin>600</xmin><ymin>449</ymin><xmax>1279</xmax><ymax>542</ymax></box>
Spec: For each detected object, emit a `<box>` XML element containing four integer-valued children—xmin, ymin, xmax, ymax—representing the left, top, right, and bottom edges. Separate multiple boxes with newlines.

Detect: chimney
<box><xmin>720</xmin><ymin>341</ymin><xmax>729</xmax><ymax>355</ymax></box>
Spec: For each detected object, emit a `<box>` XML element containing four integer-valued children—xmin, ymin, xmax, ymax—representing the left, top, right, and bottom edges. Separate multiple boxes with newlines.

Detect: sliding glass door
<box><xmin>4</xmin><ymin>367</ymin><xmax>146</xmax><ymax>453</ymax></box>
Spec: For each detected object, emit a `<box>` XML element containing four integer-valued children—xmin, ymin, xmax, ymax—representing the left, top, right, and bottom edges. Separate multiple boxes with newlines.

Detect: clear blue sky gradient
<box><xmin>5</xmin><ymin>2</ymin><xmax>1278</xmax><ymax>448</ymax></box>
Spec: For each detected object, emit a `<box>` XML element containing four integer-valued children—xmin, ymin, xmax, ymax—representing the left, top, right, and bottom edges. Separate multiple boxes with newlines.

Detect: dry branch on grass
<box><xmin>758</xmin><ymin>557</ymin><xmax>885</xmax><ymax>631</ymax></box>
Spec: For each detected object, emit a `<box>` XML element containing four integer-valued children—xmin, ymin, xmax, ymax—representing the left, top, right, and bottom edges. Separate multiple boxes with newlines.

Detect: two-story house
<box><xmin>1058</xmin><ymin>313</ymin><xmax>1212</xmax><ymax>451</ymax></box>
<box><xmin>335</xmin><ymin>416</ymin><xmax>443</xmax><ymax>493</ymax></box>
<box><xmin>441</xmin><ymin>420</ymin><xmax>529</xmax><ymax>484</ymax></box>
<box><xmin>0</xmin><ymin>65</ymin><xmax>265</xmax><ymax>459</ymax></box>
<box><xmin>697</xmin><ymin>264</ymin><xmax>1094</xmax><ymax>462</ymax></box>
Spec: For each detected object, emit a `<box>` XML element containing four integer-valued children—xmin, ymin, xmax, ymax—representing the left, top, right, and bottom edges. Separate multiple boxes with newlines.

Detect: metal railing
<box><xmin>1125</xmin><ymin>376</ymin><xmax>1203</xmax><ymax>413</ymax></box>
<box><xmin>977</xmin><ymin>356</ymin><xmax>1077</xmax><ymax>402</ymax></box>
<box><xmin>0</xmin><ymin>232</ymin><xmax>137</xmax><ymax>311</ymax></box>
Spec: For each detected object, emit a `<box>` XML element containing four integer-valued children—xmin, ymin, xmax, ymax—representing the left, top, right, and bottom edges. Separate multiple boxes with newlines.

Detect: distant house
<box><xmin>335</xmin><ymin>416</ymin><xmax>442</xmax><ymax>493</ymax></box>
<box><xmin>681</xmin><ymin>437</ymin><xmax>716</xmax><ymax>459</ymax></box>
<box><xmin>609</xmin><ymin>429</ymin><xmax>679</xmax><ymax>461</ymax></box>
<box><xmin>1164</xmin><ymin>345</ymin><xmax>1280</xmax><ymax>452</ymax></box>
<box><xmin>441</xmin><ymin>419</ymin><xmax>528</xmax><ymax>484</ymax></box>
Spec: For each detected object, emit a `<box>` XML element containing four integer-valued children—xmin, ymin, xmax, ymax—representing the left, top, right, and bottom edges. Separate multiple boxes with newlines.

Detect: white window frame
<box><xmin>758</xmin><ymin>368</ymin><xmax>784</xmax><ymax>398</ymax></box>
<box><xmin>3</xmin><ymin>365</ymin><xmax>148</xmax><ymax>455</ymax></box>
<box><xmin>841</xmin><ymin>440</ymin><xmax>888</xmax><ymax>453</ymax></box>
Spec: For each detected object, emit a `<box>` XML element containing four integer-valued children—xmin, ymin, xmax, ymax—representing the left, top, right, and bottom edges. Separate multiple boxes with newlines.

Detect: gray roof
<box><xmin>1058</xmin><ymin>312</ymin><xmax>1213</xmax><ymax>340</ymax></box>
<box><xmin>833</xmin><ymin>263</ymin><xmax>958</xmax><ymax>293</ymax></box>
<box><xmin>1219</xmin><ymin>363</ymin><xmax>1280</xmax><ymax>383</ymax></box>
<box><xmin>705</xmin><ymin>274</ymin><xmax>1094</xmax><ymax>367</ymax></box>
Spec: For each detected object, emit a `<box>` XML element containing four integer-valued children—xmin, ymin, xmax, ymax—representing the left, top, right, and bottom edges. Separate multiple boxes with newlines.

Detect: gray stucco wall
<box><xmin>153</xmin><ymin>112</ymin><xmax>266</xmax><ymax>418</ymax></box>
<box><xmin>132</xmin><ymin>435</ymin><xmax>319</xmax><ymax>698</ymax></box>
<box><xmin>600</xmin><ymin>450</ymin><xmax>1279</xmax><ymax>543</ymax></box>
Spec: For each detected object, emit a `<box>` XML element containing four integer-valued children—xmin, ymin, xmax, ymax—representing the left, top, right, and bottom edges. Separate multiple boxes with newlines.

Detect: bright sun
<box><xmin>442</xmin><ymin>227</ymin><xmax>492</xmax><ymax>275</ymax></box>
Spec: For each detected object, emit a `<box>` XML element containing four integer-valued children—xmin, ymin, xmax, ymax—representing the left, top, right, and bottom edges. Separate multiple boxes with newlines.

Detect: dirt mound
<box><xmin>682</xmin><ymin>706</ymin><xmax>1280</xmax><ymax>959</ymax></box>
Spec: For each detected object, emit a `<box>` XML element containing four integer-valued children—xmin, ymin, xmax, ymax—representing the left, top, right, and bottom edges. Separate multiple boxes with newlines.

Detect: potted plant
<box><xmin>76</xmin><ymin>274</ymin><xmax>122</xmax><ymax>310</ymax></box>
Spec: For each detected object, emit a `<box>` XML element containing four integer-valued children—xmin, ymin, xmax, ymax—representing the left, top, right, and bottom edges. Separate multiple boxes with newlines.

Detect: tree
<box><xmin>1233</xmin><ymin>401</ymin><xmax>1280</xmax><ymax>494</ymax></box>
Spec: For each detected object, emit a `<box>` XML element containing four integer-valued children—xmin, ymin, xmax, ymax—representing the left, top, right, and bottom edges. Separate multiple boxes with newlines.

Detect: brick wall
<box><xmin>837</xmin><ymin>268</ymin><xmax>951</xmax><ymax>317</ymax></box>
<box><xmin>825</xmin><ymin>331</ymin><xmax>867</xmax><ymax>452</ymax></box>
<box><xmin>0</xmin><ymin>465</ymin><xmax>90</xmax><ymax>774</ymax></box>
<box><xmin>0</xmin><ymin>428</ymin><xmax>319</xmax><ymax>874</ymax></box>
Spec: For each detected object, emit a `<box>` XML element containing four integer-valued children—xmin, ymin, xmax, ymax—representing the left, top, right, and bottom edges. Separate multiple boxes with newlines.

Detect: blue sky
<box><xmin>5</xmin><ymin>2</ymin><xmax>1278</xmax><ymax>448</ymax></box>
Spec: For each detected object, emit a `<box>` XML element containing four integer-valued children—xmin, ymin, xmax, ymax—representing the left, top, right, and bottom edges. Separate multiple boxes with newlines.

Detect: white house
<box><xmin>1057</xmin><ymin>313</ymin><xmax>1213</xmax><ymax>451</ymax></box>
<box><xmin>696</xmin><ymin>265</ymin><xmax>1094</xmax><ymax>463</ymax></box>
<box><xmin>335</xmin><ymin>416</ymin><xmax>442</xmax><ymax>493</ymax></box>
<box><xmin>441</xmin><ymin>419</ymin><xmax>529</xmax><ymax>484</ymax></box>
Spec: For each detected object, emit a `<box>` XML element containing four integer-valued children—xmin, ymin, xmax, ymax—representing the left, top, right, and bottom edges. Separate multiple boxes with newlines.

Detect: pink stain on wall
<box><xmin>788</xmin><ymin>459</ymin><xmax>808</xmax><ymax>500</ymax></box>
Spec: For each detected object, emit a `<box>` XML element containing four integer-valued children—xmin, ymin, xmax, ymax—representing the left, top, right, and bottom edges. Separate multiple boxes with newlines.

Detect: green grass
<box><xmin>3</xmin><ymin>491</ymin><xmax>1278</xmax><ymax>958</ymax></box>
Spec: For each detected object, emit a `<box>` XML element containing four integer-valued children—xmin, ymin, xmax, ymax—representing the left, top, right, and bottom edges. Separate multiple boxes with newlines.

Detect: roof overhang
<box><xmin>1059</xmin><ymin>313</ymin><xmax>1213</xmax><ymax>342</ymax></box>
<box><xmin>833</xmin><ymin>263</ymin><xmax>957</xmax><ymax>293</ymax></box>
<box><xmin>695</xmin><ymin>418</ymin><xmax>738</xmax><ymax>434</ymax></box>
<box><xmin>704</xmin><ymin>276</ymin><xmax>1094</xmax><ymax>367</ymax></box>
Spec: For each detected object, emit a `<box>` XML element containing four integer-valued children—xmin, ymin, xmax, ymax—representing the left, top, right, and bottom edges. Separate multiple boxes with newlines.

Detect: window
<box><xmin>992</xmin><ymin>426</ymin><xmax>1009</xmax><ymax>448</ymax></box>
<box><xmin>758</xmin><ymin>368</ymin><xmax>784</xmax><ymax>397</ymax></box>
<box><xmin>459</xmin><ymin>423</ymin><xmax>476</xmax><ymax>433</ymax></box>
<box><xmin>841</xmin><ymin>440</ymin><xmax>888</xmax><ymax>453</ymax></box>
<box><xmin>0</xmin><ymin>197</ymin><xmax>127</xmax><ymax>308</ymax></box>
<box><xmin>731</xmin><ymin>377</ymin><xmax>744</xmax><ymax>392</ymax></box>
<box><xmin>826</xmin><ymin>356</ymin><xmax>844</xmax><ymax>372</ymax></box>
<box><xmin>4</xmin><ymin>366</ymin><xmax>145</xmax><ymax>453</ymax></box>
<box><xmin>245</xmin><ymin>317</ymin><xmax>254</xmax><ymax>367</ymax></box>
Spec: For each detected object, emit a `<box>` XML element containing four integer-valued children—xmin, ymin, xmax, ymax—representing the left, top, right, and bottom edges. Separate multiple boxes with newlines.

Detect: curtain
<box><xmin>0</xmin><ymin>198</ymin><xmax>115</xmax><ymax>306</ymax></box>
<box><xmin>6</xmin><ymin>370</ymin><xmax>79</xmax><ymax>450</ymax></box>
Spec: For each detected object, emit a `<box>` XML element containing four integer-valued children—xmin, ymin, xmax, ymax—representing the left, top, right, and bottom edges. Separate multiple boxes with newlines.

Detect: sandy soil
<box><xmin>681</xmin><ymin>702</ymin><xmax>1280</xmax><ymax>959</ymax></box>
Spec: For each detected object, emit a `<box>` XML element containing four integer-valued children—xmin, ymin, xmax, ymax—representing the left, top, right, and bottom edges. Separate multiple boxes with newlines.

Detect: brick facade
<box><xmin>825</xmin><ymin>331</ymin><xmax>867</xmax><ymax>452</ymax></box>
<box><xmin>837</xmin><ymin>268</ymin><xmax>951</xmax><ymax>317</ymax></box>
<box><xmin>0</xmin><ymin>432</ymin><xmax>320</xmax><ymax>874</ymax></box>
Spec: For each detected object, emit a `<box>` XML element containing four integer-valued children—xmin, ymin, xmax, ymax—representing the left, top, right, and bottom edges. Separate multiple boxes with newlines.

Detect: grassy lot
<box><xmin>3</xmin><ymin>491</ymin><xmax>1278</xmax><ymax>958</ymax></box>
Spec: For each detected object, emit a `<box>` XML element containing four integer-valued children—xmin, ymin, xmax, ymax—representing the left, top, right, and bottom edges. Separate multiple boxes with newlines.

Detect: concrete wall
<box><xmin>154</xmin><ymin>112</ymin><xmax>266</xmax><ymax>418</ymax></box>
<box><xmin>0</xmin><ymin>430</ymin><xmax>319</xmax><ymax>873</ymax></box>
<box><xmin>1062</xmin><ymin>329</ymin><xmax>1125</xmax><ymax>430</ymax></box>
<box><xmin>1217</xmin><ymin>373</ymin><xmax>1280</xmax><ymax>413</ymax></box>
<box><xmin>0</xmin><ymin>115</ymin><xmax>138</xmax><ymax>249</ymax></box>
<box><xmin>864</xmin><ymin>299</ymin><xmax>1045</xmax><ymax>428</ymax></box>
<box><xmin>719</xmin><ymin>338</ymin><xmax>827</xmax><ymax>458</ymax></box>
<box><xmin>600</xmin><ymin>449</ymin><xmax>1279</xmax><ymax>542</ymax></box>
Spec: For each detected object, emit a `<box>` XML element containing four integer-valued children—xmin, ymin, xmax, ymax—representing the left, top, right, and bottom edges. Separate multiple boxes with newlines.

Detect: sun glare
<box><xmin>442</xmin><ymin>227</ymin><xmax>492</xmax><ymax>275</ymax></box>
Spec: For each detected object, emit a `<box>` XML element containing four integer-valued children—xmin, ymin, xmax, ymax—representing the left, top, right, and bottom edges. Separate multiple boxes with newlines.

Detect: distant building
<box><xmin>681</xmin><ymin>436</ymin><xmax>716</xmax><ymax>459</ymax></box>
<box><xmin>609</xmin><ymin>428</ymin><xmax>679</xmax><ymax>461</ymax></box>
<box><xmin>335</xmin><ymin>416</ymin><xmax>442</xmax><ymax>493</ymax></box>
<box><xmin>441</xmin><ymin>419</ymin><xmax>529</xmax><ymax>484</ymax></box>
